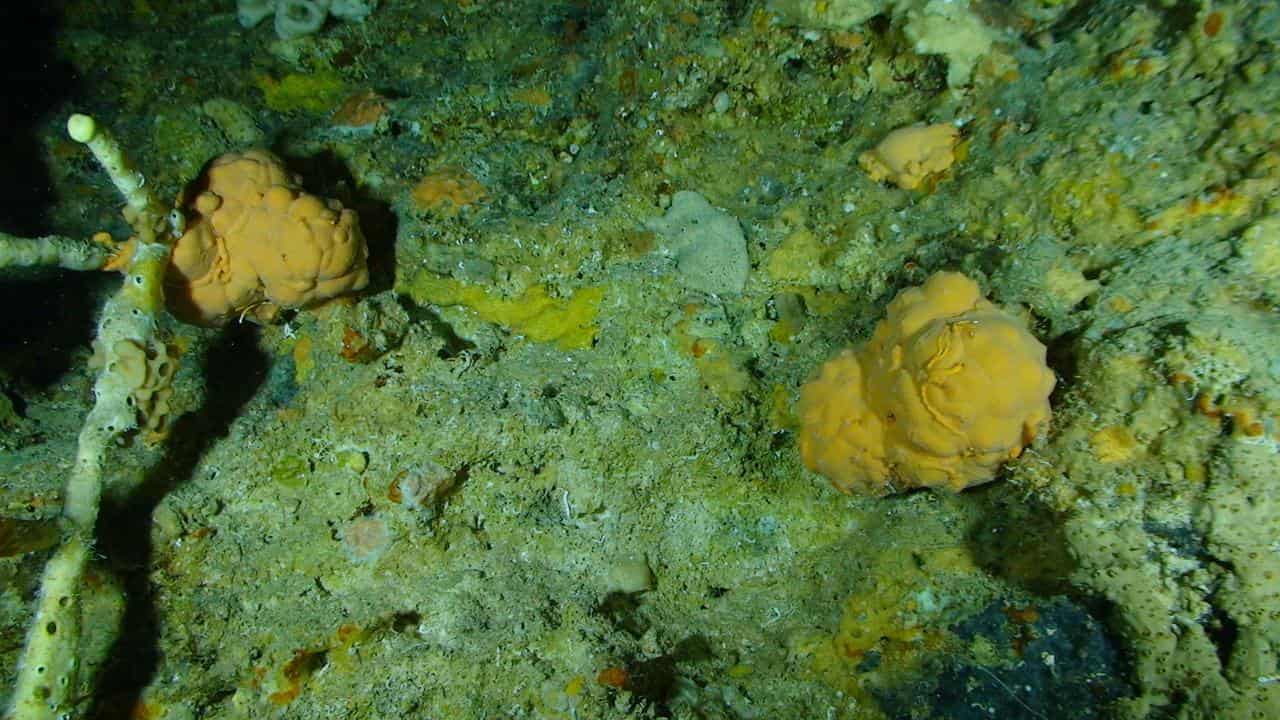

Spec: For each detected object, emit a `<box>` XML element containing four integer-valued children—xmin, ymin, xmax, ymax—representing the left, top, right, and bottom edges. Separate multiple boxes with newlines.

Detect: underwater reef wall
<box><xmin>2</xmin><ymin>1</ymin><xmax>1279</xmax><ymax>719</ymax></box>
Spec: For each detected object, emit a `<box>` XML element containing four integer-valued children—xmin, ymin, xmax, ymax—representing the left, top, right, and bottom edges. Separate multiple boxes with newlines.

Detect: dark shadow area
<box><xmin>1046</xmin><ymin>0</ymin><xmax>1107</xmax><ymax>39</ymax></box>
<box><xmin>596</xmin><ymin>590</ymin><xmax>649</xmax><ymax>638</ymax></box>
<box><xmin>0</xmin><ymin>2</ymin><xmax>76</xmax><ymax>235</ymax></box>
<box><xmin>352</xmin><ymin>194</ymin><xmax>398</xmax><ymax>297</ymax></box>
<box><xmin>874</xmin><ymin>597</ymin><xmax>1132</xmax><ymax>720</ymax></box>
<box><xmin>964</xmin><ymin>482</ymin><xmax>1077</xmax><ymax>597</ymax></box>
<box><xmin>1043</xmin><ymin>326</ymin><xmax>1084</xmax><ymax>408</ymax></box>
<box><xmin>623</xmin><ymin>635</ymin><xmax>714</xmax><ymax>718</ymax></box>
<box><xmin>0</xmin><ymin>272</ymin><xmax>108</xmax><ymax>387</ymax></box>
<box><xmin>89</xmin><ymin>324</ymin><xmax>270</xmax><ymax>719</ymax></box>
<box><xmin>0</xmin><ymin>2</ymin><xmax>98</xmax><ymax>389</ymax></box>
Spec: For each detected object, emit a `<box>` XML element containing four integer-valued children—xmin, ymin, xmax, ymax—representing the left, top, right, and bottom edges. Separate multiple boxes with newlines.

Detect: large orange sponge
<box><xmin>167</xmin><ymin>149</ymin><xmax>369</xmax><ymax>325</ymax></box>
<box><xmin>798</xmin><ymin>272</ymin><xmax>1055</xmax><ymax>495</ymax></box>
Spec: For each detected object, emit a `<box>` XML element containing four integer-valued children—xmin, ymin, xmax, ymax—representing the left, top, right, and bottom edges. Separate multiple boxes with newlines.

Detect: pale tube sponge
<box><xmin>8</xmin><ymin>115</ymin><xmax>172</xmax><ymax>720</ymax></box>
<box><xmin>0</xmin><ymin>231</ymin><xmax>108</xmax><ymax>271</ymax></box>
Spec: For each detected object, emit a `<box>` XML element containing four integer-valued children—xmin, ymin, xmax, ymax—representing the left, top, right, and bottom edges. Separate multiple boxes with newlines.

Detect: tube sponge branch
<box><xmin>0</xmin><ymin>231</ymin><xmax>110</xmax><ymax>271</ymax></box>
<box><xmin>7</xmin><ymin>115</ymin><xmax>175</xmax><ymax>720</ymax></box>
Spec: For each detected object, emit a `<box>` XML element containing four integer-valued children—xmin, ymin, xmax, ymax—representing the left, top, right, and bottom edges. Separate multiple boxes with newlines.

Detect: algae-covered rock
<box><xmin>877</xmin><ymin>598</ymin><xmax>1129</xmax><ymax>719</ymax></box>
<box><xmin>1236</xmin><ymin>213</ymin><xmax>1280</xmax><ymax>299</ymax></box>
<box><xmin>767</xmin><ymin>0</ymin><xmax>888</xmax><ymax>30</ymax></box>
<box><xmin>769</xmin><ymin>0</ymin><xmax>999</xmax><ymax>88</ymax></box>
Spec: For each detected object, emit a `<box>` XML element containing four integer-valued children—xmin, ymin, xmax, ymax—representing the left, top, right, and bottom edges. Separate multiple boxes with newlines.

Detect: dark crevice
<box><xmin>1204</xmin><ymin>601</ymin><xmax>1239</xmax><ymax>671</ymax></box>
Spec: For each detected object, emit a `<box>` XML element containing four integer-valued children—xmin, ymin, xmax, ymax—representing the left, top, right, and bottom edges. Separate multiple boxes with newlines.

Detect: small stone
<box><xmin>152</xmin><ymin>502</ymin><xmax>185</xmax><ymax>541</ymax></box>
<box><xmin>607</xmin><ymin>554</ymin><xmax>654</xmax><ymax>594</ymax></box>
<box><xmin>337</xmin><ymin>449</ymin><xmax>369</xmax><ymax>474</ymax></box>
<box><xmin>340</xmin><ymin>515</ymin><xmax>392</xmax><ymax>564</ymax></box>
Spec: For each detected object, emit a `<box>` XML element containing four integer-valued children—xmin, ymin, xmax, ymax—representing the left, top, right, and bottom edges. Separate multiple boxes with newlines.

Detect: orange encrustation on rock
<box><xmin>167</xmin><ymin>149</ymin><xmax>369</xmax><ymax>325</ymax></box>
<box><xmin>798</xmin><ymin>272</ymin><xmax>1055</xmax><ymax>495</ymax></box>
<box><xmin>411</xmin><ymin>165</ymin><xmax>488</xmax><ymax>217</ymax></box>
<box><xmin>858</xmin><ymin>123</ymin><xmax>960</xmax><ymax>191</ymax></box>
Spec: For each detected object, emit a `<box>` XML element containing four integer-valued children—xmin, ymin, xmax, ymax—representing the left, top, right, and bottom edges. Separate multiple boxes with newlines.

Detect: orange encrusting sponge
<box><xmin>798</xmin><ymin>272</ymin><xmax>1055</xmax><ymax>495</ymax></box>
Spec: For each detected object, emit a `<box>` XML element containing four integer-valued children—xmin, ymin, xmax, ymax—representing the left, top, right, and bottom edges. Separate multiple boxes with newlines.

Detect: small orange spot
<box><xmin>331</xmin><ymin>89</ymin><xmax>389</xmax><ymax>129</ymax></box>
<box><xmin>1225</xmin><ymin>407</ymin><xmax>1265</xmax><ymax>437</ymax></box>
<box><xmin>411</xmin><ymin>166</ymin><xmax>488</xmax><ymax>217</ymax></box>
<box><xmin>1203</xmin><ymin>11</ymin><xmax>1223</xmax><ymax>38</ymax></box>
<box><xmin>387</xmin><ymin>475</ymin><xmax>404</xmax><ymax>504</ymax></box>
<box><xmin>691</xmin><ymin>338</ymin><xmax>712</xmax><ymax>358</ymax></box>
<box><xmin>99</xmin><ymin>233</ymin><xmax>137</xmax><ymax>273</ymax></box>
<box><xmin>267</xmin><ymin>685</ymin><xmax>301</xmax><ymax>706</ymax></box>
<box><xmin>340</xmin><ymin>326</ymin><xmax>376</xmax><ymax>363</ymax></box>
<box><xmin>618</xmin><ymin>68</ymin><xmax>638</xmax><ymax>97</ymax></box>
<box><xmin>597</xmin><ymin>666</ymin><xmax>629</xmax><ymax>689</ymax></box>
<box><xmin>268</xmin><ymin>649</ymin><xmax>324</xmax><ymax>705</ymax></box>
<box><xmin>1195</xmin><ymin>393</ymin><xmax>1222</xmax><ymax>418</ymax></box>
<box><xmin>1003</xmin><ymin>605</ymin><xmax>1040</xmax><ymax>624</ymax></box>
<box><xmin>335</xmin><ymin>623</ymin><xmax>362</xmax><ymax>644</ymax></box>
<box><xmin>280</xmin><ymin>650</ymin><xmax>312</xmax><ymax>682</ymax></box>
<box><xmin>129</xmin><ymin>700</ymin><xmax>159</xmax><ymax>720</ymax></box>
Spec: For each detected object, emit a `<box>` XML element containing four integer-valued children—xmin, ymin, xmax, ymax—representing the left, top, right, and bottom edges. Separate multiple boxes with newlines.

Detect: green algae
<box><xmin>256</xmin><ymin>72</ymin><xmax>348</xmax><ymax>114</ymax></box>
<box><xmin>270</xmin><ymin>454</ymin><xmax>311</xmax><ymax>490</ymax></box>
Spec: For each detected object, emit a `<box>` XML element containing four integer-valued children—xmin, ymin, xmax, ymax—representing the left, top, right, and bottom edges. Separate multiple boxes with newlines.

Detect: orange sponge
<box><xmin>858</xmin><ymin>123</ymin><xmax>960</xmax><ymax>191</ymax></box>
<box><xmin>798</xmin><ymin>272</ymin><xmax>1055</xmax><ymax>495</ymax></box>
<box><xmin>167</xmin><ymin>150</ymin><xmax>369</xmax><ymax>325</ymax></box>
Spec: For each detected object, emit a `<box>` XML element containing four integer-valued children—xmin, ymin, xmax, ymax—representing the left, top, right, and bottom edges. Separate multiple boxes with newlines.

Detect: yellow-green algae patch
<box><xmin>256</xmin><ymin>72</ymin><xmax>348</xmax><ymax>114</ymax></box>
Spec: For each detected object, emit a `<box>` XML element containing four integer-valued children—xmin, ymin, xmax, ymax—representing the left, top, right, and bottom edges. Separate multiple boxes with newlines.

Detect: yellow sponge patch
<box><xmin>403</xmin><ymin>273</ymin><xmax>603</xmax><ymax>350</ymax></box>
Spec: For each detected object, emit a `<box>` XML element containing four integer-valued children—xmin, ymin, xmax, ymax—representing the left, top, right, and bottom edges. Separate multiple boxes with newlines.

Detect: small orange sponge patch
<box><xmin>798</xmin><ymin>272</ymin><xmax>1055</xmax><ymax>495</ymax></box>
<box><xmin>167</xmin><ymin>150</ymin><xmax>369</xmax><ymax>326</ymax></box>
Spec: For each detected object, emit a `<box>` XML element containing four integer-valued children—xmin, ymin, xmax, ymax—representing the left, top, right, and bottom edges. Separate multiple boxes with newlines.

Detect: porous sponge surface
<box><xmin>799</xmin><ymin>272</ymin><xmax>1055</xmax><ymax>494</ymax></box>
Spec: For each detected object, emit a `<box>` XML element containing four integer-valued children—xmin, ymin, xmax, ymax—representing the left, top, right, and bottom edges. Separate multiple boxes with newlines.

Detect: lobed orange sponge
<box><xmin>167</xmin><ymin>149</ymin><xmax>369</xmax><ymax>325</ymax></box>
<box><xmin>798</xmin><ymin>272</ymin><xmax>1055</xmax><ymax>495</ymax></box>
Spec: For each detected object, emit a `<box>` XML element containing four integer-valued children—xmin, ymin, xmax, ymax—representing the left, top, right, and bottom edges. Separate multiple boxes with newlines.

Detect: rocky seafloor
<box><xmin>2</xmin><ymin>1</ymin><xmax>1279</xmax><ymax>718</ymax></box>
